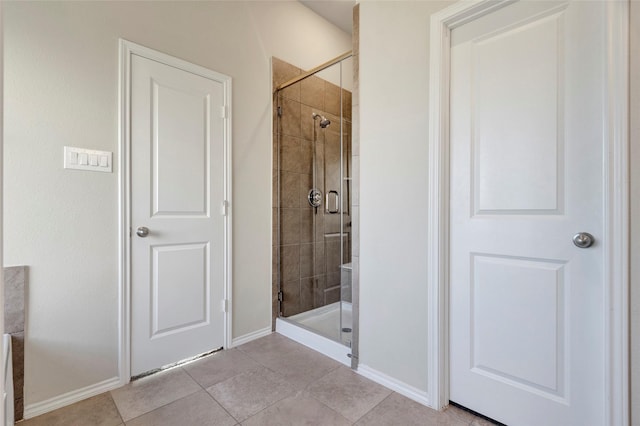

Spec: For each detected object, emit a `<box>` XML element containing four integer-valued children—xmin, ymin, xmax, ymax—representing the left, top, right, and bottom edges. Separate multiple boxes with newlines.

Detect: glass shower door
<box><xmin>273</xmin><ymin>55</ymin><xmax>353</xmax><ymax>347</ymax></box>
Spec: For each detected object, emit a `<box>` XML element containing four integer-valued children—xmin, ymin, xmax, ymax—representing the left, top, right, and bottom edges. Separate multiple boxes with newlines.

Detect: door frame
<box><xmin>117</xmin><ymin>39</ymin><xmax>233</xmax><ymax>385</ymax></box>
<box><xmin>426</xmin><ymin>1</ymin><xmax>630</xmax><ymax>424</ymax></box>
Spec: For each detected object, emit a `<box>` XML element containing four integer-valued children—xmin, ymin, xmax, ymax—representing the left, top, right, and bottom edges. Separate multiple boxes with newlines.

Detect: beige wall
<box><xmin>4</xmin><ymin>0</ymin><xmax>350</xmax><ymax>409</ymax></box>
<box><xmin>358</xmin><ymin>0</ymin><xmax>453</xmax><ymax>393</ymax></box>
<box><xmin>631</xmin><ymin>1</ymin><xmax>639</xmax><ymax>424</ymax></box>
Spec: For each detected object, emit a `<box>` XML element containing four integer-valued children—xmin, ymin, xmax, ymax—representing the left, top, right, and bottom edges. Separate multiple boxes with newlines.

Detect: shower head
<box><xmin>312</xmin><ymin>112</ymin><xmax>331</xmax><ymax>128</ymax></box>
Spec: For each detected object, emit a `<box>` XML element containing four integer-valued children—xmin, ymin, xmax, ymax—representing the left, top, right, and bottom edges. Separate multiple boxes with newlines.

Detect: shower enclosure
<box><xmin>272</xmin><ymin>54</ymin><xmax>354</xmax><ymax>351</ymax></box>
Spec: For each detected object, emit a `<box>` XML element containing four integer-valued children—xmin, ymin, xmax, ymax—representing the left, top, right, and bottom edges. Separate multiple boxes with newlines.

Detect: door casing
<box><xmin>426</xmin><ymin>1</ymin><xmax>630</xmax><ymax>424</ymax></box>
<box><xmin>118</xmin><ymin>39</ymin><xmax>233</xmax><ymax>384</ymax></box>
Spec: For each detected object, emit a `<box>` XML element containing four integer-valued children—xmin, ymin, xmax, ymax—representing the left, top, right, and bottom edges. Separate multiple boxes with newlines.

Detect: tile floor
<box><xmin>20</xmin><ymin>333</ymin><xmax>495</xmax><ymax>426</ymax></box>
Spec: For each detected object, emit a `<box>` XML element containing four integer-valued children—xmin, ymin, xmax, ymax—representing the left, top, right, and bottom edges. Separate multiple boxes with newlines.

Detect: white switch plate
<box><xmin>64</xmin><ymin>146</ymin><xmax>112</xmax><ymax>173</ymax></box>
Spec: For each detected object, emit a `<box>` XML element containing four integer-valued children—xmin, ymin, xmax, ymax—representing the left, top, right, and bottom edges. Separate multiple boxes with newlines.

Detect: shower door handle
<box><xmin>326</xmin><ymin>190</ymin><xmax>340</xmax><ymax>214</ymax></box>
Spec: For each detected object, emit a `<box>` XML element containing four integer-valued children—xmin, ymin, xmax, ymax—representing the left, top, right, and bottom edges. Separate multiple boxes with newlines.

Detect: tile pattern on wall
<box><xmin>5</xmin><ymin>265</ymin><xmax>26</xmax><ymax>420</ymax></box>
<box><xmin>272</xmin><ymin>57</ymin><xmax>353</xmax><ymax>327</ymax></box>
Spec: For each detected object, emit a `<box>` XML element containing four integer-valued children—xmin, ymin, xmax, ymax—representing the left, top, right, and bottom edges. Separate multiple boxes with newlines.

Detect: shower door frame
<box><xmin>425</xmin><ymin>1</ymin><xmax>630</xmax><ymax>422</ymax></box>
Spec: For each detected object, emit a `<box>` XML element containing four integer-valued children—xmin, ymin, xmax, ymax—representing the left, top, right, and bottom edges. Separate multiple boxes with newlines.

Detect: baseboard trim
<box><xmin>357</xmin><ymin>364</ymin><xmax>431</xmax><ymax>407</ymax></box>
<box><xmin>231</xmin><ymin>326</ymin><xmax>272</xmax><ymax>347</ymax></box>
<box><xmin>24</xmin><ymin>376</ymin><xmax>121</xmax><ymax>419</ymax></box>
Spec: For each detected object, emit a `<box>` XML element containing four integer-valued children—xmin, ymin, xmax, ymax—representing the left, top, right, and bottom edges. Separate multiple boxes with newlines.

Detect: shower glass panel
<box><xmin>273</xmin><ymin>55</ymin><xmax>353</xmax><ymax>347</ymax></box>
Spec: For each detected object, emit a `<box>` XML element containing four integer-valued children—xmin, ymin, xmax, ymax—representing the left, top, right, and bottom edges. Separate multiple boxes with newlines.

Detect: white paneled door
<box><xmin>130</xmin><ymin>51</ymin><xmax>229</xmax><ymax>376</ymax></box>
<box><xmin>449</xmin><ymin>2</ymin><xmax>605</xmax><ymax>425</ymax></box>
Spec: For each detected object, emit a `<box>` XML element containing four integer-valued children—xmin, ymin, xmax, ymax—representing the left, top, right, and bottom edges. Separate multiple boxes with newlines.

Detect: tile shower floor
<box><xmin>20</xmin><ymin>334</ymin><xmax>494</xmax><ymax>426</ymax></box>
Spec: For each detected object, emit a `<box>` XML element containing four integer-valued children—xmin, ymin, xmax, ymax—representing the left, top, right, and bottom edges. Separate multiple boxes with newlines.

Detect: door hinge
<box><xmin>277</xmin><ymin>291</ymin><xmax>283</xmax><ymax>302</ymax></box>
<box><xmin>221</xmin><ymin>200</ymin><xmax>229</xmax><ymax>216</ymax></box>
<box><xmin>277</xmin><ymin>106</ymin><xmax>282</xmax><ymax>117</ymax></box>
<box><xmin>220</xmin><ymin>105</ymin><xmax>228</xmax><ymax>119</ymax></box>
<box><xmin>223</xmin><ymin>299</ymin><xmax>229</xmax><ymax>313</ymax></box>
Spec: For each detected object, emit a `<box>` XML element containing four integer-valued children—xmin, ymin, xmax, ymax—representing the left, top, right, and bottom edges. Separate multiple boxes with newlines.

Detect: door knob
<box><xmin>572</xmin><ymin>232</ymin><xmax>594</xmax><ymax>248</ymax></box>
<box><xmin>136</xmin><ymin>226</ymin><xmax>150</xmax><ymax>238</ymax></box>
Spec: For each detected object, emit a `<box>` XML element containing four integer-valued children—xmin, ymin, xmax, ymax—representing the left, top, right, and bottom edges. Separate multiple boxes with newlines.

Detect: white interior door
<box><xmin>449</xmin><ymin>2</ymin><xmax>605</xmax><ymax>425</ymax></box>
<box><xmin>130</xmin><ymin>52</ymin><xmax>229</xmax><ymax>376</ymax></box>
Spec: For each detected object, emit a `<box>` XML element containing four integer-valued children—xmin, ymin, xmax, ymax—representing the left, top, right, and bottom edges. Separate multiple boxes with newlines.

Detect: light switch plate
<box><xmin>64</xmin><ymin>146</ymin><xmax>112</xmax><ymax>173</ymax></box>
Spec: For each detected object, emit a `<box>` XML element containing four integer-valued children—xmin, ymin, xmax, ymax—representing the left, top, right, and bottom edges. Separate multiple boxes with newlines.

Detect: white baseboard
<box><xmin>230</xmin><ymin>326</ymin><xmax>272</xmax><ymax>347</ymax></box>
<box><xmin>357</xmin><ymin>364</ymin><xmax>431</xmax><ymax>408</ymax></box>
<box><xmin>24</xmin><ymin>376</ymin><xmax>121</xmax><ymax>419</ymax></box>
<box><xmin>276</xmin><ymin>318</ymin><xmax>351</xmax><ymax>367</ymax></box>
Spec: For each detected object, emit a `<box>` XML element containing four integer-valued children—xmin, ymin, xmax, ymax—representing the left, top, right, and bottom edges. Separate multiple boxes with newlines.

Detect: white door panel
<box><xmin>153</xmin><ymin>82</ymin><xmax>210</xmax><ymax>216</ymax></box>
<box><xmin>450</xmin><ymin>2</ymin><xmax>604</xmax><ymax>425</ymax></box>
<box><xmin>131</xmin><ymin>53</ymin><xmax>227</xmax><ymax>376</ymax></box>
<box><xmin>152</xmin><ymin>243</ymin><xmax>209</xmax><ymax>336</ymax></box>
<box><xmin>471</xmin><ymin>14</ymin><xmax>561</xmax><ymax>214</ymax></box>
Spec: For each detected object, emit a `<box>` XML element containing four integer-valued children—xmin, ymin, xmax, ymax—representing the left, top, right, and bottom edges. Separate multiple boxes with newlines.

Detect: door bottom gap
<box><xmin>131</xmin><ymin>346</ymin><xmax>224</xmax><ymax>381</ymax></box>
<box><xmin>448</xmin><ymin>401</ymin><xmax>506</xmax><ymax>425</ymax></box>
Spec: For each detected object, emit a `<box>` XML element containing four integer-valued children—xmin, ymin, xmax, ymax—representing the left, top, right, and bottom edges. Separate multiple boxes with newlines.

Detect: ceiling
<box><xmin>299</xmin><ymin>0</ymin><xmax>356</xmax><ymax>34</ymax></box>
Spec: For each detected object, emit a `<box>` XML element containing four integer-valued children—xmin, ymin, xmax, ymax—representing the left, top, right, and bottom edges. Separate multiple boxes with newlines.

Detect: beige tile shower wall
<box><xmin>272</xmin><ymin>57</ymin><xmax>352</xmax><ymax>326</ymax></box>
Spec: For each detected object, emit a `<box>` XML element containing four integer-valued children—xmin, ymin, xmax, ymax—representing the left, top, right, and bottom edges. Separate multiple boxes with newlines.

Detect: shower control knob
<box><xmin>136</xmin><ymin>226</ymin><xmax>150</xmax><ymax>238</ymax></box>
<box><xmin>308</xmin><ymin>189</ymin><xmax>323</xmax><ymax>208</ymax></box>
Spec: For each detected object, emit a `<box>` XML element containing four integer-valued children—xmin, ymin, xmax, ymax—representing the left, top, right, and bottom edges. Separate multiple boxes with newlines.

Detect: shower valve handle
<box><xmin>308</xmin><ymin>189</ymin><xmax>322</xmax><ymax>208</ymax></box>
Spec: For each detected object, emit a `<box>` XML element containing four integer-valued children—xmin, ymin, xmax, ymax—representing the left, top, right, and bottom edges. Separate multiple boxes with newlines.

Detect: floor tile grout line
<box><xmin>351</xmin><ymin>390</ymin><xmax>395</xmax><ymax>425</ymax></box>
<box><xmin>232</xmin><ymin>387</ymin><xmax>299</xmax><ymax>425</ymax></box>
<box><xmin>107</xmin><ymin>392</ymin><xmax>126</xmax><ymax>425</ymax></box>
<box><xmin>296</xmin><ymin>361</ymin><xmax>343</xmax><ymax>390</ymax></box>
<box><xmin>245</xmin><ymin>354</ymin><xmax>339</xmax><ymax>384</ymax></box>
<box><xmin>201</xmin><ymin>385</ymin><xmax>242</xmax><ymax>424</ymax></box>
<box><xmin>303</xmin><ymin>390</ymin><xmax>358</xmax><ymax>425</ymax></box>
<box><xmin>109</xmin><ymin>389</ymin><xmax>130</xmax><ymax>423</ymax></box>
<box><xmin>202</xmin><ymin>363</ymin><xmax>300</xmax><ymax>424</ymax></box>
<box><xmin>116</xmin><ymin>386</ymin><xmax>202</xmax><ymax>424</ymax></box>
<box><xmin>303</xmin><ymin>366</ymin><xmax>395</xmax><ymax>424</ymax></box>
<box><xmin>231</xmin><ymin>340</ymin><xmax>361</xmax><ymax>419</ymax></box>
<box><xmin>181</xmin><ymin>348</ymin><xmax>268</xmax><ymax>390</ymax></box>
<box><xmin>130</xmin><ymin>346</ymin><xmax>357</xmax><ymax>425</ymax></box>
<box><xmin>180</xmin><ymin>364</ymin><xmax>208</xmax><ymax>391</ymax></box>
<box><xmin>112</xmin><ymin>367</ymin><xmax>204</xmax><ymax>423</ymax></box>
<box><xmin>235</xmin><ymin>386</ymin><xmax>297</xmax><ymax>424</ymax></box>
<box><xmin>233</xmin><ymin>338</ymin><xmax>352</xmax><ymax>420</ymax></box>
<box><xmin>237</xmin><ymin>339</ymin><xmax>345</xmax><ymax>376</ymax></box>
